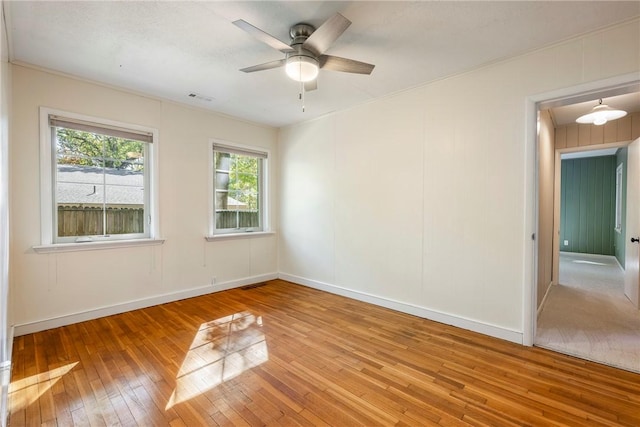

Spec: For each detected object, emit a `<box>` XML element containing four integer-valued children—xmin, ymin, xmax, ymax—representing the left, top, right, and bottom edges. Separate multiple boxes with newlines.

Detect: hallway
<box><xmin>536</xmin><ymin>252</ymin><xmax>640</xmax><ymax>373</ymax></box>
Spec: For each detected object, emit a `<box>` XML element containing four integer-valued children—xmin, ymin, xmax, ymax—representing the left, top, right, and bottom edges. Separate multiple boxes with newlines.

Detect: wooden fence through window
<box><xmin>216</xmin><ymin>210</ymin><xmax>259</xmax><ymax>229</ymax></box>
<box><xmin>57</xmin><ymin>207</ymin><xmax>260</xmax><ymax>236</ymax></box>
<box><xmin>57</xmin><ymin>206</ymin><xmax>144</xmax><ymax>236</ymax></box>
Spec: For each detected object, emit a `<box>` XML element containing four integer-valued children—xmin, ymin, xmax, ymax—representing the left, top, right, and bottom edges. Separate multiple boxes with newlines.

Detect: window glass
<box><xmin>615</xmin><ymin>163</ymin><xmax>623</xmax><ymax>232</ymax></box>
<box><xmin>53</xmin><ymin>123</ymin><xmax>149</xmax><ymax>241</ymax></box>
<box><xmin>213</xmin><ymin>145</ymin><xmax>265</xmax><ymax>233</ymax></box>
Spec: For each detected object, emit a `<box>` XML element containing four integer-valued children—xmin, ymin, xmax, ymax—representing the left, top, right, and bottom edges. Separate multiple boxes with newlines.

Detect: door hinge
<box><xmin>531</xmin><ymin>233</ymin><xmax>535</xmax><ymax>241</ymax></box>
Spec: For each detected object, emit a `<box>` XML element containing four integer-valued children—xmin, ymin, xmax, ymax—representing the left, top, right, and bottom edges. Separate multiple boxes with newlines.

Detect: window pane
<box><xmin>54</xmin><ymin>125</ymin><xmax>147</xmax><ymax>240</ymax></box>
<box><xmin>57</xmin><ymin>204</ymin><xmax>104</xmax><ymax>237</ymax></box>
<box><xmin>105</xmin><ymin>183</ymin><xmax>145</xmax><ymax>235</ymax></box>
<box><xmin>214</xmin><ymin>149</ymin><xmax>262</xmax><ymax>232</ymax></box>
<box><xmin>56</xmin><ymin>180</ymin><xmax>105</xmax><ymax>237</ymax></box>
<box><xmin>615</xmin><ymin>164</ymin><xmax>623</xmax><ymax>231</ymax></box>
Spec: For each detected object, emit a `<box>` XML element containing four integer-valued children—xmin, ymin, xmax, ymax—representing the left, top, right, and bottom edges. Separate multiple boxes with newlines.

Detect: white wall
<box><xmin>279</xmin><ymin>20</ymin><xmax>640</xmax><ymax>343</ymax></box>
<box><xmin>10</xmin><ymin>65</ymin><xmax>278</xmax><ymax>334</ymax></box>
<box><xmin>0</xmin><ymin>1</ymin><xmax>11</xmax><ymax>424</ymax></box>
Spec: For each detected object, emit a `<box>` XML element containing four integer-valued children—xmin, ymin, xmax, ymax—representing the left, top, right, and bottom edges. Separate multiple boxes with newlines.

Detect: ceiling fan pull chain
<box><xmin>300</xmin><ymin>80</ymin><xmax>306</xmax><ymax>112</ymax></box>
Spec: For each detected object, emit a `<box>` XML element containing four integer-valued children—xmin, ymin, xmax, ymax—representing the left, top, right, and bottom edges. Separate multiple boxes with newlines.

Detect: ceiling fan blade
<box><xmin>240</xmin><ymin>59</ymin><xmax>286</xmax><ymax>73</ymax></box>
<box><xmin>302</xmin><ymin>13</ymin><xmax>351</xmax><ymax>56</ymax></box>
<box><xmin>319</xmin><ymin>55</ymin><xmax>375</xmax><ymax>75</ymax></box>
<box><xmin>304</xmin><ymin>80</ymin><xmax>317</xmax><ymax>92</ymax></box>
<box><xmin>233</xmin><ymin>19</ymin><xmax>294</xmax><ymax>53</ymax></box>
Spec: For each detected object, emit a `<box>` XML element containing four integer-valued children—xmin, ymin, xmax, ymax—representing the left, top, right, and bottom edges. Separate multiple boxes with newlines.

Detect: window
<box><xmin>39</xmin><ymin>108</ymin><xmax>158</xmax><ymax>245</ymax></box>
<box><xmin>211</xmin><ymin>142</ymin><xmax>267</xmax><ymax>235</ymax></box>
<box><xmin>615</xmin><ymin>163</ymin><xmax>623</xmax><ymax>233</ymax></box>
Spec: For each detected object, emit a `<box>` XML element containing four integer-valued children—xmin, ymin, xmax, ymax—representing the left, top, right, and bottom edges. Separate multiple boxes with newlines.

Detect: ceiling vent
<box><xmin>188</xmin><ymin>93</ymin><xmax>213</xmax><ymax>102</ymax></box>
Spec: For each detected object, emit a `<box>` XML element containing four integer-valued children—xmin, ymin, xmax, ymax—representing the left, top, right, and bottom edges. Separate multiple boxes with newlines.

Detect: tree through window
<box><xmin>213</xmin><ymin>143</ymin><xmax>266</xmax><ymax>233</ymax></box>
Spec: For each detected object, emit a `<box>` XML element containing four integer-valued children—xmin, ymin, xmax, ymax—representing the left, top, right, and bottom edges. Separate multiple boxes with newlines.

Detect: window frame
<box><xmin>209</xmin><ymin>140</ymin><xmax>269</xmax><ymax>236</ymax></box>
<box><xmin>39</xmin><ymin>107</ymin><xmax>160</xmax><ymax>247</ymax></box>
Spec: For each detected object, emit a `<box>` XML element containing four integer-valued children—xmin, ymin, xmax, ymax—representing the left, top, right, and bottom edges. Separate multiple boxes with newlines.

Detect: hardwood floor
<box><xmin>8</xmin><ymin>279</ymin><xmax>640</xmax><ymax>426</ymax></box>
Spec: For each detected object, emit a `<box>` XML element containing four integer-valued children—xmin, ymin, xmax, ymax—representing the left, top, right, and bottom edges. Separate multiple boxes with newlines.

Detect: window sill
<box><xmin>33</xmin><ymin>238</ymin><xmax>165</xmax><ymax>254</ymax></box>
<box><xmin>205</xmin><ymin>231</ymin><xmax>275</xmax><ymax>242</ymax></box>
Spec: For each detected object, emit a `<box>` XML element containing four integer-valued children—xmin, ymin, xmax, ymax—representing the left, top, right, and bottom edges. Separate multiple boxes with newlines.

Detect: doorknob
<box><xmin>632</xmin><ymin>237</ymin><xmax>640</xmax><ymax>243</ymax></box>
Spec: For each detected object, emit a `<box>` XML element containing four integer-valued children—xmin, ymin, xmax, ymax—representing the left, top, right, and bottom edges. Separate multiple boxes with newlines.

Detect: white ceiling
<box><xmin>5</xmin><ymin>1</ymin><xmax>640</xmax><ymax>128</ymax></box>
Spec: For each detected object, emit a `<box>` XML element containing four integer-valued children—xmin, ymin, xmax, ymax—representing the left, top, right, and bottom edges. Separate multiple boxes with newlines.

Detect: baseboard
<box><xmin>559</xmin><ymin>251</ymin><xmax>618</xmax><ymax>261</ymax></box>
<box><xmin>537</xmin><ymin>280</ymin><xmax>554</xmax><ymax>317</ymax></box>
<box><xmin>278</xmin><ymin>273</ymin><xmax>523</xmax><ymax>345</ymax></box>
<box><xmin>12</xmin><ymin>270</ymin><xmax>522</xmax><ymax>343</ymax></box>
<box><xmin>208</xmin><ymin>273</ymin><xmax>278</xmax><ymax>293</ymax></box>
<box><xmin>13</xmin><ymin>273</ymin><xmax>277</xmax><ymax>336</ymax></box>
<box><xmin>614</xmin><ymin>256</ymin><xmax>624</xmax><ymax>270</ymax></box>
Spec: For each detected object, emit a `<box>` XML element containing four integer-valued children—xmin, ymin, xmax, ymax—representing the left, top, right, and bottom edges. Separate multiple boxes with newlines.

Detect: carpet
<box><xmin>536</xmin><ymin>252</ymin><xmax>640</xmax><ymax>373</ymax></box>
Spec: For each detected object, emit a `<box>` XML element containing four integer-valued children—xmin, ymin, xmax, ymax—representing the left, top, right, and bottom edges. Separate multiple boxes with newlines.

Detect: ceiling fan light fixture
<box><xmin>576</xmin><ymin>99</ymin><xmax>627</xmax><ymax>126</ymax></box>
<box><xmin>285</xmin><ymin>55</ymin><xmax>319</xmax><ymax>82</ymax></box>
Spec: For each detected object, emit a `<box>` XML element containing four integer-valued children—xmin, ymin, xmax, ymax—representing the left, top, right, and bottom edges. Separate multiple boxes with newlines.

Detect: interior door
<box><xmin>624</xmin><ymin>137</ymin><xmax>640</xmax><ymax>308</ymax></box>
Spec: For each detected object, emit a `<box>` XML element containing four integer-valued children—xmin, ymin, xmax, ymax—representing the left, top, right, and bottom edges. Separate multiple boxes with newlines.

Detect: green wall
<box><xmin>615</xmin><ymin>148</ymin><xmax>627</xmax><ymax>267</ymax></box>
<box><xmin>560</xmin><ymin>156</ymin><xmax>616</xmax><ymax>255</ymax></box>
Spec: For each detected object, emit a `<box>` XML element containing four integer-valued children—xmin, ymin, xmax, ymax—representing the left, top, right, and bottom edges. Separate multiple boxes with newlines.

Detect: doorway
<box><xmin>533</xmin><ymin>85</ymin><xmax>640</xmax><ymax>373</ymax></box>
<box><xmin>536</xmin><ymin>145</ymin><xmax>640</xmax><ymax>373</ymax></box>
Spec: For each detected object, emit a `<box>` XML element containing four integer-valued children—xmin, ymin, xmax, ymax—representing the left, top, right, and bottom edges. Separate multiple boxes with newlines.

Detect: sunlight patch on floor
<box><xmin>573</xmin><ymin>260</ymin><xmax>608</xmax><ymax>266</ymax></box>
<box><xmin>166</xmin><ymin>311</ymin><xmax>268</xmax><ymax>410</ymax></box>
<box><xmin>8</xmin><ymin>361</ymin><xmax>78</xmax><ymax>412</ymax></box>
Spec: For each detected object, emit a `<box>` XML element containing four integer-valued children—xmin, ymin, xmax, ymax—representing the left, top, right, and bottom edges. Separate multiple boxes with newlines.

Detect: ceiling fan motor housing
<box><xmin>290</xmin><ymin>23</ymin><xmax>315</xmax><ymax>44</ymax></box>
<box><xmin>287</xmin><ymin>23</ymin><xmax>317</xmax><ymax>61</ymax></box>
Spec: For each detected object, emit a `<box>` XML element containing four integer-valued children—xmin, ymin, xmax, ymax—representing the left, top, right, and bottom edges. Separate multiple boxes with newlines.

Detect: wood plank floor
<box><xmin>8</xmin><ymin>279</ymin><xmax>640</xmax><ymax>426</ymax></box>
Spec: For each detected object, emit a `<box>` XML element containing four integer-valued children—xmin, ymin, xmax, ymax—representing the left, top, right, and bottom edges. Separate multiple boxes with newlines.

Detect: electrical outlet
<box><xmin>564</xmin><ymin>240</ymin><xmax>569</xmax><ymax>246</ymax></box>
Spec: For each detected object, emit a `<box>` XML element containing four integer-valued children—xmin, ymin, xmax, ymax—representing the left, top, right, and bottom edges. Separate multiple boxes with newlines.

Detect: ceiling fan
<box><xmin>233</xmin><ymin>13</ymin><xmax>375</xmax><ymax>91</ymax></box>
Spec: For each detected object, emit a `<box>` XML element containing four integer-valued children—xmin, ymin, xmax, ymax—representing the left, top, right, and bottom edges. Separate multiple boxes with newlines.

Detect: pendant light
<box><xmin>576</xmin><ymin>99</ymin><xmax>627</xmax><ymax>126</ymax></box>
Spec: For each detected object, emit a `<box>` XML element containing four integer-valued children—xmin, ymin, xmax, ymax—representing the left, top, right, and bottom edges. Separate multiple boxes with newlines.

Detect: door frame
<box><xmin>523</xmin><ymin>73</ymin><xmax>640</xmax><ymax>346</ymax></box>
